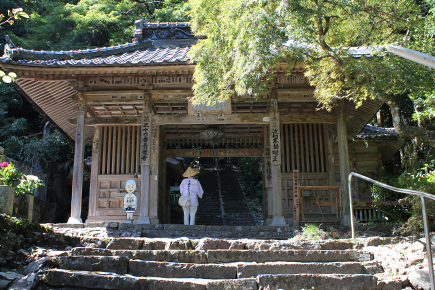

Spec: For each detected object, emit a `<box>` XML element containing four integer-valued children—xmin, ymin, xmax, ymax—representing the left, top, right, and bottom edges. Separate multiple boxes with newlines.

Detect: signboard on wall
<box><xmin>187</xmin><ymin>100</ymin><xmax>232</xmax><ymax>116</ymax></box>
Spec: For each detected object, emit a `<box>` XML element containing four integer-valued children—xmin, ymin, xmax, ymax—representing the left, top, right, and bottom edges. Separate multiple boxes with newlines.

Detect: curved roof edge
<box><xmin>4</xmin><ymin>40</ymin><xmax>153</xmax><ymax>61</ymax></box>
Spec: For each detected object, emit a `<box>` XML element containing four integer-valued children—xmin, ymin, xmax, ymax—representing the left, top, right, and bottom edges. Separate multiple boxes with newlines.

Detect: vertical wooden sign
<box><xmin>270</xmin><ymin>99</ymin><xmax>281</xmax><ymax>165</ymax></box>
<box><xmin>138</xmin><ymin>95</ymin><xmax>151</xmax><ymax>224</ymax></box>
<box><xmin>293</xmin><ymin>170</ymin><xmax>299</xmax><ymax>227</ymax></box>
<box><xmin>140</xmin><ymin>98</ymin><xmax>151</xmax><ymax>165</ymax></box>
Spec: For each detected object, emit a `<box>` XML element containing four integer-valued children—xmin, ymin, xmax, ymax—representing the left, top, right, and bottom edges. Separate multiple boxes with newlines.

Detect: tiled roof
<box><xmin>0</xmin><ymin>21</ymin><xmax>197</xmax><ymax>67</ymax></box>
<box><xmin>3</xmin><ymin>45</ymin><xmax>191</xmax><ymax>67</ymax></box>
<box><xmin>4</xmin><ymin>40</ymin><xmax>152</xmax><ymax>61</ymax></box>
<box><xmin>355</xmin><ymin>124</ymin><xmax>399</xmax><ymax>139</ymax></box>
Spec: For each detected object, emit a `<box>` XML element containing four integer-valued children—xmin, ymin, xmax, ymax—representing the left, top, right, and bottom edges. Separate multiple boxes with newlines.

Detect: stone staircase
<box><xmin>196</xmin><ymin>160</ymin><xmax>257</xmax><ymax>226</ymax></box>
<box><xmin>196</xmin><ymin>164</ymin><xmax>223</xmax><ymax>226</ymax></box>
<box><xmin>219</xmin><ymin>163</ymin><xmax>256</xmax><ymax>226</ymax></box>
<box><xmin>39</xmin><ymin>236</ymin><xmax>384</xmax><ymax>290</ymax></box>
<box><xmin>122</xmin><ymin>223</ymin><xmax>292</xmax><ymax>239</ymax></box>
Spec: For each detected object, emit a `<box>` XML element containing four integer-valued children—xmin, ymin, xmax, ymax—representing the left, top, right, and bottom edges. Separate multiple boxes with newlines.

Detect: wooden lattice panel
<box><xmin>90</xmin><ymin>102</ymin><xmax>144</xmax><ymax>117</ymax></box>
<box><xmin>99</xmin><ymin>125</ymin><xmax>141</xmax><ymax>175</ymax></box>
<box><xmin>280</xmin><ymin>123</ymin><xmax>327</xmax><ymax>173</ymax></box>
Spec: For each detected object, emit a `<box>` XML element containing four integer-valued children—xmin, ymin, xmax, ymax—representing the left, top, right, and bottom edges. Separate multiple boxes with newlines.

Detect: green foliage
<box><xmin>396</xmin><ymin>169</ymin><xmax>435</xmax><ymax>234</ymax></box>
<box><xmin>0</xmin><ymin>7</ymin><xmax>28</xmax><ymax>26</ymax></box>
<box><xmin>0</xmin><ymin>7</ymin><xmax>27</xmax><ymax>83</ymax></box>
<box><xmin>0</xmin><ymin>162</ymin><xmax>44</xmax><ymax>195</ymax></box>
<box><xmin>293</xmin><ymin>224</ymin><xmax>326</xmax><ymax>241</ymax></box>
<box><xmin>364</xmin><ymin>166</ymin><xmax>435</xmax><ymax>234</ymax></box>
<box><xmin>8</xmin><ymin>0</ymin><xmax>189</xmax><ymax>50</ymax></box>
<box><xmin>16</xmin><ymin>174</ymin><xmax>45</xmax><ymax>196</ymax></box>
<box><xmin>0</xmin><ymin>162</ymin><xmax>22</xmax><ymax>187</ymax></box>
<box><xmin>369</xmin><ymin>169</ymin><xmax>411</xmax><ymax>224</ymax></box>
<box><xmin>189</xmin><ymin>0</ymin><xmax>425</xmax><ymax>104</ymax></box>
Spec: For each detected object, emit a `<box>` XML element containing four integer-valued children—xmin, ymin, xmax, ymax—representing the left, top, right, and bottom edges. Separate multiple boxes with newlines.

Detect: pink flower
<box><xmin>0</xmin><ymin>162</ymin><xmax>9</xmax><ymax>168</ymax></box>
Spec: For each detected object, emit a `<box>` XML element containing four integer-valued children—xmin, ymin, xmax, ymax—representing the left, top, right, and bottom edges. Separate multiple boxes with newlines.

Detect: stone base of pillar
<box><xmin>137</xmin><ymin>216</ymin><xmax>151</xmax><ymax>224</ymax></box>
<box><xmin>124</xmin><ymin>219</ymin><xmax>133</xmax><ymax>224</ymax></box>
<box><xmin>270</xmin><ymin>216</ymin><xmax>287</xmax><ymax>226</ymax></box>
<box><xmin>67</xmin><ymin>217</ymin><xmax>83</xmax><ymax>224</ymax></box>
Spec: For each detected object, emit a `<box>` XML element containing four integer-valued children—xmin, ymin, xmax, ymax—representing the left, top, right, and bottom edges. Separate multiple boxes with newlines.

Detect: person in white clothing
<box><xmin>179</xmin><ymin>167</ymin><xmax>204</xmax><ymax>225</ymax></box>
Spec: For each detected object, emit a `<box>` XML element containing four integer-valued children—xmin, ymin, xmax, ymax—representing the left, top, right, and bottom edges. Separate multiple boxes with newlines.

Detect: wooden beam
<box><xmin>4</xmin><ymin>64</ymin><xmax>196</xmax><ymax>77</ymax></box>
<box><xmin>164</xmin><ymin>133</ymin><xmax>263</xmax><ymax>140</ymax></box>
<box><xmin>85</xmin><ymin>90</ymin><xmax>145</xmax><ymax>103</ymax></box>
<box><xmin>69</xmin><ymin>116</ymin><xmax>141</xmax><ymax>126</ymax></box>
<box><xmin>72</xmin><ymin>113</ymin><xmax>336</xmax><ymax>126</ymax></box>
<box><xmin>166</xmin><ymin>148</ymin><xmax>262</xmax><ymax>157</ymax></box>
<box><xmin>280</xmin><ymin>115</ymin><xmax>336</xmax><ymax>123</ymax></box>
<box><xmin>277</xmin><ymin>88</ymin><xmax>316</xmax><ymax>102</ymax></box>
<box><xmin>85</xmin><ymin>90</ymin><xmax>145</xmax><ymax>96</ymax></box>
<box><xmin>152</xmin><ymin>113</ymin><xmax>269</xmax><ymax>125</ymax></box>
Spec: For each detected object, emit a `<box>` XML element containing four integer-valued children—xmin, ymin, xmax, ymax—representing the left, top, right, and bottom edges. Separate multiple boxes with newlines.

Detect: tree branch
<box><xmin>380</xmin><ymin>94</ymin><xmax>435</xmax><ymax>145</ymax></box>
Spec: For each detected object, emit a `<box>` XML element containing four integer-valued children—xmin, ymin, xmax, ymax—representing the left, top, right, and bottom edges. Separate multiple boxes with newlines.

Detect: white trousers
<box><xmin>182</xmin><ymin>205</ymin><xmax>198</xmax><ymax>225</ymax></box>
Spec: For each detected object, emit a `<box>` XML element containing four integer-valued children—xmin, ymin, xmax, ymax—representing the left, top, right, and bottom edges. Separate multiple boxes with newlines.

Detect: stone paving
<box><xmin>1</xmin><ymin>221</ymin><xmax>434</xmax><ymax>289</ymax></box>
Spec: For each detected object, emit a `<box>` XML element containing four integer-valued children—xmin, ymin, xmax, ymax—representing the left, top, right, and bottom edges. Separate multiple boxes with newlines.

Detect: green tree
<box><xmin>9</xmin><ymin>0</ymin><xmax>189</xmax><ymax>50</ymax></box>
<box><xmin>0</xmin><ymin>7</ymin><xmax>28</xmax><ymax>83</ymax></box>
<box><xmin>189</xmin><ymin>0</ymin><xmax>435</xmax><ymax>143</ymax></box>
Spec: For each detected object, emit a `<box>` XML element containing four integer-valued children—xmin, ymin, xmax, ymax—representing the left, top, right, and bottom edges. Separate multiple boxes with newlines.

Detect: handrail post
<box><xmin>421</xmin><ymin>197</ymin><xmax>435</xmax><ymax>290</ymax></box>
<box><xmin>348</xmin><ymin>173</ymin><xmax>355</xmax><ymax>239</ymax></box>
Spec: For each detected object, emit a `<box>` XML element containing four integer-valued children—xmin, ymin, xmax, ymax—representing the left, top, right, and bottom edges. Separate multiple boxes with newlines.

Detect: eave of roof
<box><xmin>2</xmin><ymin>42</ymin><xmax>191</xmax><ymax>68</ymax></box>
<box><xmin>355</xmin><ymin>124</ymin><xmax>399</xmax><ymax>140</ymax></box>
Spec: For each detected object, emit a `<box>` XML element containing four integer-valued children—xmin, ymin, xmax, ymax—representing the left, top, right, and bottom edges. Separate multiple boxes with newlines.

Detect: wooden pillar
<box><xmin>149</xmin><ymin>124</ymin><xmax>160</xmax><ymax>223</ymax></box>
<box><xmin>138</xmin><ymin>97</ymin><xmax>151</xmax><ymax>224</ymax></box>
<box><xmin>337</xmin><ymin>101</ymin><xmax>351</xmax><ymax>225</ymax></box>
<box><xmin>326</xmin><ymin>124</ymin><xmax>337</xmax><ymax>214</ymax></box>
<box><xmin>88</xmin><ymin>126</ymin><xmax>100</xmax><ymax>218</ymax></box>
<box><xmin>263</xmin><ymin>124</ymin><xmax>273</xmax><ymax>222</ymax></box>
<box><xmin>269</xmin><ymin>97</ymin><xmax>286</xmax><ymax>226</ymax></box>
<box><xmin>68</xmin><ymin>101</ymin><xmax>86</xmax><ymax>224</ymax></box>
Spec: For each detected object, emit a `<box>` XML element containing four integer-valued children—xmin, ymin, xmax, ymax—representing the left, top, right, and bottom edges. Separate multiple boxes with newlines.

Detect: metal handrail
<box><xmin>349</xmin><ymin>172</ymin><xmax>434</xmax><ymax>290</ymax></box>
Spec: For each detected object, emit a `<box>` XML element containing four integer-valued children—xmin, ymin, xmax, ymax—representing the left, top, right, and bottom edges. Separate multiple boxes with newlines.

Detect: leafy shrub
<box><xmin>0</xmin><ymin>162</ymin><xmax>44</xmax><ymax>195</ymax></box>
<box><xmin>292</xmin><ymin>224</ymin><xmax>327</xmax><ymax>241</ymax></box>
<box><xmin>396</xmin><ymin>169</ymin><xmax>435</xmax><ymax>234</ymax></box>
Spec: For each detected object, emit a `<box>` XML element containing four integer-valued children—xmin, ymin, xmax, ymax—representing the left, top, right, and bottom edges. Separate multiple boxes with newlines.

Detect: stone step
<box><xmin>141</xmin><ymin>230</ymin><xmax>290</xmax><ymax>239</ymax></box>
<box><xmin>42</xmin><ymin>269</ymin><xmax>379</xmax><ymax>290</ymax></box>
<box><xmin>120</xmin><ymin>224</ymin><xmax>292</xmax><ymax>231</ymax></box>
<box><xmin>98</xmin><ymin>237</ymin><xmax>356</xmax><ymax>251</ymax></box>
<box><xmin>57</xmin><ymin>256</ymin><xmax>380</xmax><ymax>279</ymax></box>
<box><xmin>42</xmin><ymin>269</ymin><xmax>380</xmax><ymax>290</ymax></box>
<box><xmin>71</xmin><ymin>248</ymin><xmax>373</xmax><ymax>264</ymax></box>
<box><xmin>257</xmin><ymin>273</ymin><xmax>379</xmax><ymax>290</ymax></box>
<box><xmin>42</xmin><ymin>269</ymin><xmax>211</xmax><ymax>290</ymax></box>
